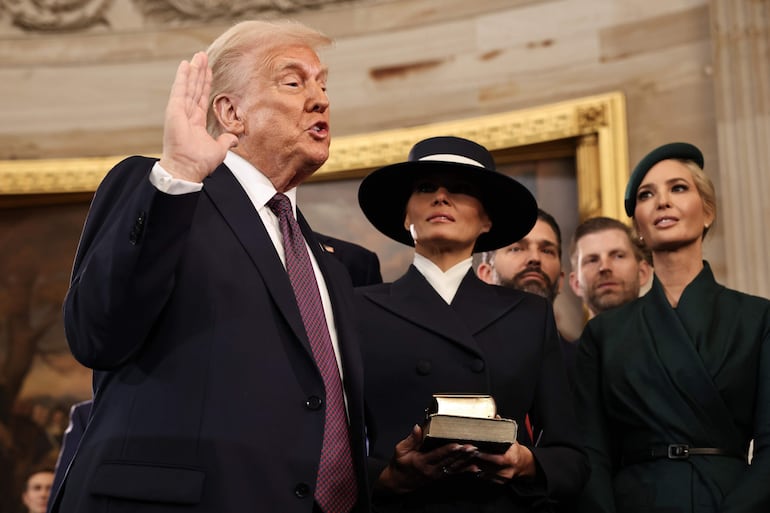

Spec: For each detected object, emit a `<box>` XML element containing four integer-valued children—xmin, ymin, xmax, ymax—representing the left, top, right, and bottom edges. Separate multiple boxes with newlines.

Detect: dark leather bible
<box><xmin>420</xmin><ymin>394</ymin><xmax>517</xmax><ymax>454</ymax></box>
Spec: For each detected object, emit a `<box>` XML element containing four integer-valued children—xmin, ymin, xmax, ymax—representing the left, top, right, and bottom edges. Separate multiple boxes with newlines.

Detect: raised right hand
<box><xmin>159</xmin><ymin>51</ymin><xmax>238</xmax><ymax>182</ymax></box>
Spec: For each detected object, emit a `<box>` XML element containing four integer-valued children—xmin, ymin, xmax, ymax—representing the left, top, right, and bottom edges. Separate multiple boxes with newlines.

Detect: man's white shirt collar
<box><xmin>225</xmin><ymin>151</ymin><xmax>297</xmax><ymax>213</ymax></box>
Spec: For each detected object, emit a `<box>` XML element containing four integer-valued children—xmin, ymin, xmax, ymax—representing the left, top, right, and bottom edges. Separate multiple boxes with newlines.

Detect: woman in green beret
<box><xmin>574</xmin><ymin>142</ymin><xmax>770</xmax><ymax>513</ymax></box>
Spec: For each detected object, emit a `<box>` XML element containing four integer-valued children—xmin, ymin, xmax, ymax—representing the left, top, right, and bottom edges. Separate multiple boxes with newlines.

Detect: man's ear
<box><xmin>476</xmin><ymin>262</ymin><xmax>496</xmax><ymax>284</ymax></box>
<box><xmin>568</xmin><ymin>271</ymin><xmax>583</xmax><ymax>299</ymax></box>
<box><xmin>638</xmin><ymin>260</ymin><xmax>652</xmax><ymax>288</ymax></box>
<box><xmin>556</xmin><ymin>270</ymin><xmax>565</xmax><ymax>295</ymax></box>
<box><xmin>212</xmin><ymin>94</ymin><xmax>245</xmax><ymax>136</ymax></box>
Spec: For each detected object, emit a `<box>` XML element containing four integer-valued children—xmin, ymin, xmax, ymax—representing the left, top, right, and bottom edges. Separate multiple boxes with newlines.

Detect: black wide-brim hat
<box><xmin>624</xmin><ymin>142</ymin><xmax>704</xmax><ymax>217</ymax></box>
<box><xmin>358</xmin><ymin>136</ymin><xmax>538</xmax><ymax>253</ymax></box>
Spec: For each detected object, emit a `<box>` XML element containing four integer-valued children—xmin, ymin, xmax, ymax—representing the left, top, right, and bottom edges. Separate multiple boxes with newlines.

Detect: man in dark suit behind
<box><xmin>54</xmin><ymin>20</ymin><xmax>368</xmax><ymax>513</ymax></box>
<box><xmin>314</xmin><ymin>233</ymin><xmax>383</xmax><ymax>287</ymax></box>
<box><xmin>477</xmin><ymin>209</ymin><xmax>577</xmax><ymax>388</ymax></box>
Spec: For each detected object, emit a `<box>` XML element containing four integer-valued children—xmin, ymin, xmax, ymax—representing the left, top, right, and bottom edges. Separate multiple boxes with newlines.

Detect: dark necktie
<box><xmin>267</xmin><ymin>192</ymin><xmax>357</xmax><ymax>513</ymax></box>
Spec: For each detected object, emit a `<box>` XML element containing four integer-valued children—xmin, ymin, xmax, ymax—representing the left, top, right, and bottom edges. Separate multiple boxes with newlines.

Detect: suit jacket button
<box><xmin>470</xmin><ymin>359</ymin><xmax>485</xmax><ymax>372</ymax></box>
<box><xmin>305</xmin><ymin>396</ymin><xmax>323</xmax><ymax>410</ymax></box>
<box><xmin>416</xmin><ymin>360</ymin><xmax>432</xmax><ymax>375</ymax></box>
<box><xmin>294</xmin><ymin>483</ymin><xmax>311</xmax><ymax>498</ymax></box>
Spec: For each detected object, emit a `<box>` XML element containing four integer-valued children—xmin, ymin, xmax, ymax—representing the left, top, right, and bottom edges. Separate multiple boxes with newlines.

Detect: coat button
<box><xmin>129</xmin><ymin>212</ymin><xmax>147</xmax><ymax>245</ymax></box>
<box><xmin>294</xmin><ymin>483</ymin><xmax>311</xmax><ymax>498</ymax></box>
<box><xmin>470</xmin><ymin>359</ymin><xmax>485</xmax><ymax>372</ymax></box>
<box><xmin>305</xmin><ymin>396</ymin><xmax>323</xmax><ymax>410</ymax></box>
<box><xmin>416</xmin><ymin>360</ymin><xmax>432</xmax><ymax>375</ymax></box>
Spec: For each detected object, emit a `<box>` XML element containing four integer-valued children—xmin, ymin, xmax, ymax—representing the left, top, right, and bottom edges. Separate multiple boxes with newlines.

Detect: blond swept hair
<box><xmin>682</xmin><ymin>160</ymin><xmax>717</xmax><ymax>238</ymax></box>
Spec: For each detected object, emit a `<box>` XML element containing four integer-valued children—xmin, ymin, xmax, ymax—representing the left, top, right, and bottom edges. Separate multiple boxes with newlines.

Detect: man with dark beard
<box><xmin>476</xmin><ymin>208</ymin><xmax>563</xmax><ymax>302</ymax></box>
<box><xmin>476</xmin><ymin>209</ymin><xmax>575</xmax><ymax>387</ymax></box>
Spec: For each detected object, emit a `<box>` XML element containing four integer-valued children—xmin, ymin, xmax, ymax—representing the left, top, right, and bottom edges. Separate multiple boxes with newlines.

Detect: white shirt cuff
<box><xmin>149</xmin><ymin>162</ymin><xmax>204</xmax><ymax>195</ymax></box>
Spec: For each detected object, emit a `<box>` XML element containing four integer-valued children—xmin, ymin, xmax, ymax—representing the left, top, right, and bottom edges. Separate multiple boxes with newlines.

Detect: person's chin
<box><xmin>595</xmin><ymin>293</ymin><xmax>625</xmax><ymax>311</ymax></box>
<box><xmin>299</xmin><ymin>150</ymin><xmax>329</xmax><ymax>172</ymax></box>
<box><xmin>309</xmin><ymin>147</ymin><xmax>330</xmax><ymax>164</ymax></box>
<box><xmin>520</xmin><ymin>282</ymin><xmax>548</xmax><ymax>299</ymax></box>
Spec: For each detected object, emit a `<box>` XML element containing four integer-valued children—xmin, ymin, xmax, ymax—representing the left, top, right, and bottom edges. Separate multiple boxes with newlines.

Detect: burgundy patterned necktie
<box><xmin>267</xmin><ymin>192</ymin><xmax>357</xmax><ymax>513</ymax></box>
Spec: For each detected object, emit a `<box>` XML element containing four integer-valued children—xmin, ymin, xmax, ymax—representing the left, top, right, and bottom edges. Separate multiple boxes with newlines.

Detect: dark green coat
<box><xmin>575</xmin><ymin>262</ymin><xmax>770</xmax><ymax>513</ymax></box>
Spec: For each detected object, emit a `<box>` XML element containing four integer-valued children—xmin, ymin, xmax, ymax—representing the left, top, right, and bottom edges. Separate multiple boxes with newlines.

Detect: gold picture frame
<box><xmin>0</xmin><ymin>91</ymin><xmax>628</xmax><ymax>220</ymax></box>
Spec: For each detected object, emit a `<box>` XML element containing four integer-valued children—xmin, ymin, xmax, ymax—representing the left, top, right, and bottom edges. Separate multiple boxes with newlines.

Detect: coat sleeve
<box><xmin>574</xmin><ymin>320</ymin><xmax>616</xmax><ymax>513</ymax></box>
<box><xmin>526</xmin><ymin>302</ymin><xmax>590</xmax><ymax>501</ymax></box>
<box><xmin>720</xmin><ymin>315</ymin><xmax>770</xmax><ymax>512</ymax></box>
<box><xmin>63</xmin><ymin>156</ymin><xmax>200</xmax><ymax>370</ymax></box>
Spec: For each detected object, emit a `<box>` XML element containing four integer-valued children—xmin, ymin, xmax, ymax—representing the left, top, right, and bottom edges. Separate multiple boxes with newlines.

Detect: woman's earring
<box><xmin>409</xmin><ymin>223</ymin><xmax>418</xmax><ymax>242</ymax></box>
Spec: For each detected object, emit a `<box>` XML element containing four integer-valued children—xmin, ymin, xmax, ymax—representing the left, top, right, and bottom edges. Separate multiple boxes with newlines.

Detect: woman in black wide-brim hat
<box><xmin>356</xmin><ymin>136</ymin><xmax>588</xmax><ymax>512</ymax></box>
<box><xmin>574</xmin><ymin>142</ymin><xmax>770</xmax><ymax>513</ymax></box>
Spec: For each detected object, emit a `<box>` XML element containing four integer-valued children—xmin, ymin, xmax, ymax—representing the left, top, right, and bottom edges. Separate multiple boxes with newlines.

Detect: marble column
<box><xmin>710</xmin><ymin>0</ymin><xmax>770</xmax><ymax>298</ymax></box>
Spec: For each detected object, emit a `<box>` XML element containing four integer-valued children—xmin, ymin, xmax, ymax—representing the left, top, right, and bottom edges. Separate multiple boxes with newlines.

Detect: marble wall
<box><xmin>2</xmin><ymin>0</ymin><xmax>736</xmax><ymax>271</ymax></box>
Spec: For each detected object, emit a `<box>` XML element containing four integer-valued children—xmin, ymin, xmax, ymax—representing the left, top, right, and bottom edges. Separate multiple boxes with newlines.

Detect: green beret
<box><xmin>624</xmin><ymin>142</ymin><xmax>704</xmax><ymax>216</ymax></box>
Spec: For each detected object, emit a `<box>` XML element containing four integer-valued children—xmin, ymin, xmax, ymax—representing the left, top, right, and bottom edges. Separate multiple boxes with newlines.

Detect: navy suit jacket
<box><xmin>55</xmin><ymin>157</ymin><xmax>369</xmax><ymax>513</ymax></box>
<box><xmin>48</xmin><ymin>400</ymin><xmax>92</xmax><ymax>513</ymax></box>
<box><xmin>560</xmin><ymin>335</ymin><xmax>577</xmax><ymax>393</ymax></box>
<box><xmin>313</xmin><ymin>233</ymin><xmax>382</xmax><ymax>287</ymax></box>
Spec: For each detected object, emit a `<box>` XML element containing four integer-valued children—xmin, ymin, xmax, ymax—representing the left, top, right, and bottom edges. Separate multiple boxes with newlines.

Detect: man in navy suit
<box><xmin>54</xmin><ymin>20</ymin><xmax>368</xmax><ymax>513</ymax></box>
<box><xmin>477</xmin><ymin>209</ymin><xmax>577</xmax><ymax>388</ymax></box>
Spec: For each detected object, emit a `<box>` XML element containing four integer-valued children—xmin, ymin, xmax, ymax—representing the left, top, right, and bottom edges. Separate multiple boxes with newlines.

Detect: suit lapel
<box><xmin>641</xmin><ymin>273</ymin><xmax>741</xmax><ymax>451</ymax></box>
<box><xmin>450</xmin><ymin>270</ymin><xmax>525</xmax><ymax>334</ymax></box>
<box><xmin>300</xmin><ymin>211</ymin><xmax>362</xmax><ymax>379</ymax></box>
<box><xmin>298</xmin><ymin>209</ymin><xmax>345</xmax><ymax>348</ymax></box>
<box><xmin>203</xmin><ymin>165</ymin><xmax>312</xmax><ymax>354</ymax></box>
<box><xmin>364</xmin><ymin>266</ymin><xmax>481</xmax><ymax>355</ymax></box>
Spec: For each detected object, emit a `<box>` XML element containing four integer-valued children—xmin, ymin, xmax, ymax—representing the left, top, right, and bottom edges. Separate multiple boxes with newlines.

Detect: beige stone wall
<box><xmin>2</xmin><ymin>0</ymin><xmax>765</xmax><ymax>292</ymax></box>
<box><xmin>0</xmin><ymin>1</ymin><xmax>718</xmax><ymax>155</ymax></box>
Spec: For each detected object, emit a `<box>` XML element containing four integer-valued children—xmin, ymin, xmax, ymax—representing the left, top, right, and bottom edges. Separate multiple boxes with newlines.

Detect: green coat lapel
<box><xmin>642</xmin><ymin>263</ymin><xmax>742</xmax><ymax>453</ymax></box>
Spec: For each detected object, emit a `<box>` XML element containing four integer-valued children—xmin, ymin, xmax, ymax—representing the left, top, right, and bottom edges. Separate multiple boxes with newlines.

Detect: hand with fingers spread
<box><xmin>159</xmin><ymin>51</ymin><xmax>238</xmax><ymax>182</ymax></box>
<box><xmin>376</xmin><ymin>424</ymin><xmax>480</xmax><ymax>494</ymax></box>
